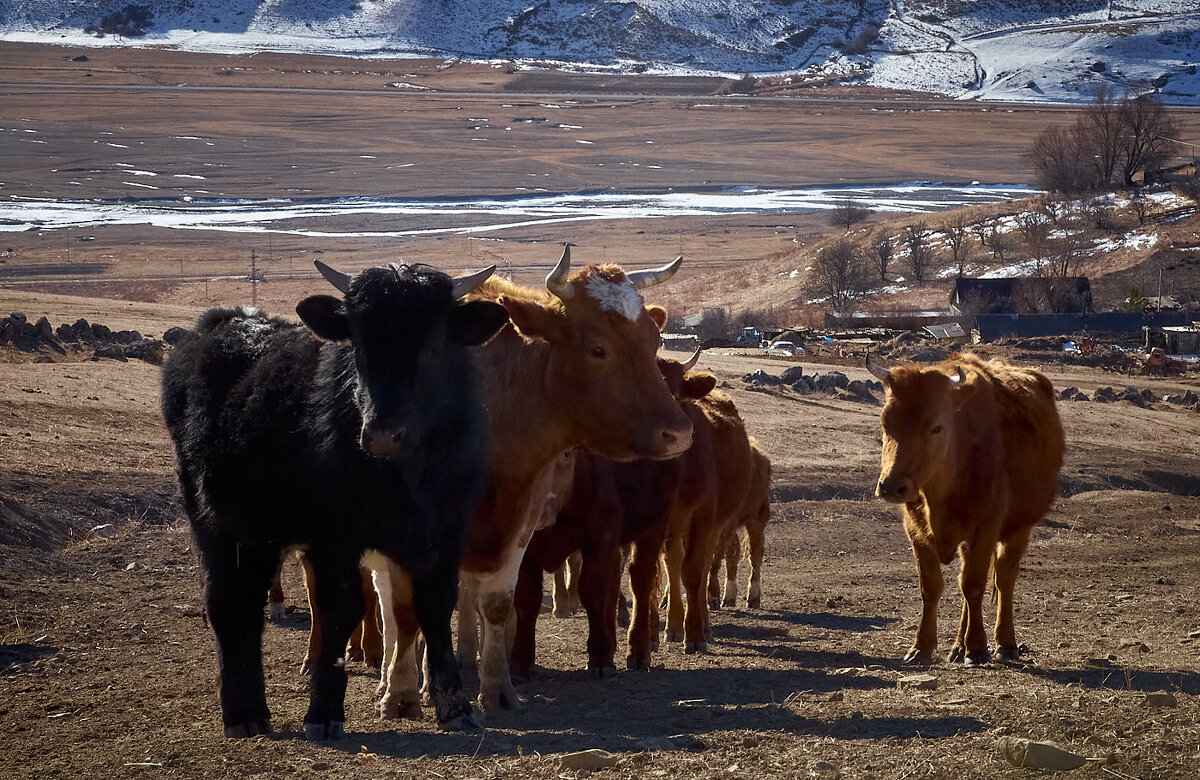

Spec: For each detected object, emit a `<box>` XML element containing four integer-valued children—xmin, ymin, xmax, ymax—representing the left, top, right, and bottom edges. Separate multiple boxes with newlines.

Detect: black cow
<box><xmin>160</xmin><ymin>261</ymin><xmax>507</xmax><ymax>740</ymax></box>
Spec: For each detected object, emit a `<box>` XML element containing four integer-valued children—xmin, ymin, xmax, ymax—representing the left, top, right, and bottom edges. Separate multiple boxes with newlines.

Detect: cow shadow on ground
<box><xmin>1015</xmin><ymin>663</ymin><xmax>1200</xmax><ymax>694</ymax></box>
<box><xmin>0</xmin><ymin>642</ymin><xmax>59</xmax><ymax>675</ymax></box>
<box><xmin>746</xmin><ymin>607</ymin><xmax>900</xmax><ymax>633</ymax></box>
<box><xmin>313</xmin><ymin>662</ymin><xmax>989</xmax><ymax>759</ymax></box>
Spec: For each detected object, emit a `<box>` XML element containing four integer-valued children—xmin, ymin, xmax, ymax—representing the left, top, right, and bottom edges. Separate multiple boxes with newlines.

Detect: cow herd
<box><xmin>160</xmin><ymin>249</ymin><xmax>1065</xmax><ymax>741</ymax></box>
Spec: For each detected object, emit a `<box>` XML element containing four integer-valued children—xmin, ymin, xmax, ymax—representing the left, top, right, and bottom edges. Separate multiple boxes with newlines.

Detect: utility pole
<box><xmin>251</xmin><ymin>249</ymin><xmax>258</xmax><ymax>306</ymax></box>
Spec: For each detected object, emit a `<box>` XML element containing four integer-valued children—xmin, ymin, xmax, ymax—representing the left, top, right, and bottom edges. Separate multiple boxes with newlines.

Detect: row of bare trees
<box><xmin>1026</xmin><ymin>86</ymin><xmax>1182</xmax><ymax>193</ymax></box>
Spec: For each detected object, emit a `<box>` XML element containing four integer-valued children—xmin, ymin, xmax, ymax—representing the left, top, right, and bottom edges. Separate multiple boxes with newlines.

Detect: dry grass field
<box><xmin>3</xmin><ymin>42</ymin><xmax>1200</xmax><ymax>779</ymax></box>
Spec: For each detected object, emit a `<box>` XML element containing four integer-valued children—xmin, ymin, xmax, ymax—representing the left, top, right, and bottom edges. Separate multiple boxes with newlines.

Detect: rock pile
<box><xmin>743</xmin><ymin>367</ymin><xmax>883</xmax><ymax>403</ymax></box>
<box><xmin>1062</xmin><ymin>385</ymin><xmax>1198</xmax><ymax>412</ymax></box>
<box><xmin>0</xmin><ymin>311</ymin><xmax>166</xmax><ymax>365</ymax></box>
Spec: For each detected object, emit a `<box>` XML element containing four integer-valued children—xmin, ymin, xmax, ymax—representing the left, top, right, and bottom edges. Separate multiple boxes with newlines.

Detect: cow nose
<box><xmin>655</xmin><ymin>420</ymin><xmax>693</xmax><ymax>457</ymax></box>
<box><xmin>361</xmin><ymin>423</ymin><xmax>413</xmax><ymax>458</ymax></box>
<box><xmin>876</xmin><ymin>476</ymin><xmax>913</xmax><ymax>503</ymax></box>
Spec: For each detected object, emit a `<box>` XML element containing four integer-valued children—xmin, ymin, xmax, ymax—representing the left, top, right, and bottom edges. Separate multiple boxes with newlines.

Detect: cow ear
<box><xmin>646</xmin><ymin>305</ymin><xmax>668</xmax><ymax>332</ymax></box>
<box><xmin>499</xmin><ymin>295</ymin><xmax>564</xmax><ymax>342</ymax></box>
<box><xmin>296</xmin><ymin>295</ymin><xmax>351</xmax><ymax>341</ymax></box>
<box><xmin>449</xmin><ymin>300</ymin><xmax>510</xmax><ymax>346</ymax></box>
<box><xmin>681</xmin><ymin>372</ymin><xmax>718</xmax><ymax>400</ymax></box>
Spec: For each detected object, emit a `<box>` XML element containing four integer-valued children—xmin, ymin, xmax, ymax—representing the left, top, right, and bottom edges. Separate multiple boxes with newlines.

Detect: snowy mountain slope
<box><xmin>0</xmin><ymin>0</ymin><xmax>1197</xmax><ymax>104</ymax></box>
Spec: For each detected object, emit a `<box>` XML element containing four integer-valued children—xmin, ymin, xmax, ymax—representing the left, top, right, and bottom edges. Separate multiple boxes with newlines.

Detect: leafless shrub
<box><xmin>868</xmin><ymin>229</ymin><xmax>893</xmax><ymax>281</ymax></box>
<box><xmin>942</xmin><ymin>212</ymin><xmax>971</xmax><ymax>277</ymax></box>
<box><xmin>804</xmin><ymin>238</ymin><xmax>872</xmax><ymax>312</ymax></box>
<box><xmin>829</xmin><ymin>199</ymin><xmax>871</xmax><ymax>230</ymax></box>
<box><xmin>903</xmin><ymin>224</ymin><xmax>934</xmax><ymax>283</ymax></box>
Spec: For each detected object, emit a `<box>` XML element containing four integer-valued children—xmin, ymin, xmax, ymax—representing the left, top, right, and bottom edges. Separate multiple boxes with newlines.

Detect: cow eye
<box><xmin>590</xmin><ymin>345</ymin><xmax>607</xmax><ymax>359</ymax></box>
<box><xmin>930</xmin><ymin>425</ymin><xmax>943</xmax><ymax>434</ymax></box>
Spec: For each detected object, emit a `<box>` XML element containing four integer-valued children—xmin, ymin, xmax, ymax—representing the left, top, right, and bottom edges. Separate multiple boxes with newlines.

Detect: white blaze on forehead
<box><xmin>585</xmin><ymin>276</ymin><xmax>644</xmax><ymax>321</ymax></box>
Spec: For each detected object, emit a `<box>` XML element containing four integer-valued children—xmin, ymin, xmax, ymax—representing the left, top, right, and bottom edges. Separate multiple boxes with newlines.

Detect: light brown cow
<box><xmin>375</xmin><ymin>246</ymin><xmax>693</xmax><ymax>718</ymax></box>
<box><xmin>868</xmin><ymin>352</ymin><xmax>1064</xmax><ymax>666</ymax></box>
<box><xmin>707</xmin><ymin>440</ymin><xmax>771</xmax><ymax>609</ymax></box>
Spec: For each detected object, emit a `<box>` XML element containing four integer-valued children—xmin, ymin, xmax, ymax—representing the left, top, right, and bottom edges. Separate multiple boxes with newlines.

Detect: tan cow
<box><xmin>868</xmin><ymin>352</ymin><xmax>1064</xmax><ymax>666</ymax></box>
<box><xmin>707</xmin><ymin>440</ymin><xmax>771</xmax><ymax>609</ymax></box>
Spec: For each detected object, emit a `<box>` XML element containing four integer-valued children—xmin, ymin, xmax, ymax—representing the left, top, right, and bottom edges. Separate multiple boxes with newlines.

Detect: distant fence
<box><xmin>976</xmin><ymin>311</ymin><xmax>1195</xmax><ymax>341</ymax></box>
<box><xmin>824</xmin><ymin>313</ymin><xmax>964</xmax><ymax>330</ymax></box>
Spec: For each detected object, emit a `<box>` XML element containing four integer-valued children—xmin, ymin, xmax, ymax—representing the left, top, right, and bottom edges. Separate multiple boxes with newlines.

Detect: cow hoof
<box><xmin>345</xmin><ymin>648</ymin><xmax>365</xmax><ymax>663</ymax></box>
<box><xmin>626</xmin><ymin>655</ymin><xmax>651</xmax><ymax>671</ymax></box>
<box><xmin>901</xmin><ymin>649</ymin><xmax>933</xmax><ymax>666</ymax></box>
<box><xmin>708</xmin><ymin>597</ymin><xmax>721</xmax><ymax>610</ymax></box>
<box><xmin>587</xmin><ymin>663</ymin><xmax>618</xmax><ymax>679</ymax></box>
<box><xmin>746</xmin><ymin>597</ymin><xmax>761</xmax><ymax>609</ymax></box>
<box><xmin>721</xmin><ymin>597</ymin><xmax>736</xmax><ymax>609</ymax></box>
<box><xmin>684</xmin><ymin>640</ymin><xmax>708</xmax><ymax>655</ymax></box>
<box><xmin>304</xmin><ymin>721</ymin><xmax>344</xmax><ymax>741</ymax></box>
<box><xmin>946</xmin><ymin>645</ymin><xmax>965</xmax><ymax>664</ymax></box>
<box><xmin>299</xmin><ymin>660</ymin><xmax>312</xmax><ymax>676</ymax></box>
<box><xmin>380</xmin><ymin>700</ymin><xmax>422</xmax><ymax>720</ymax></box>
<box><xmin>963</xmin><ymin>652</ymin><xmax>991</xmax><ymax>668</ymax></box>
<box><xmin>666</xmin><ymin>628</ymin><xmax>684</xmax><ymax>643</ymax></box>
<box><xmin>224</xmin><ymin>720</ymin><xmax>270</xmax><ymax>739</ymax></box>
<box><xmin>479</xmin><ymin>689</ymin><xmax>523</xmax><ymax>714</ymax></box>
<box><xmin>268</xmin><ymin>602</ymin><xmax>287</xmax><ymax>621</ymax></box>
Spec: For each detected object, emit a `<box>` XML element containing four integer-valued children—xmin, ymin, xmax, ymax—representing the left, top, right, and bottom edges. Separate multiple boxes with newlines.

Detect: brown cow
<box><xmin>661</xmin><ymin>378</ymin><xmax>757</xmax><ymax>653</ymax></box>
<box><xmin>707</xmin><ymin>440</ymin><xmax>771</xmax><ymax>609</ymax></box>
<box><xmin>375</xmin><ymin>247</ymin><xmax>693</xmax><ymax>718</ymax></box>
<box><xmin>868</xmin><ymin>352</ymin><xmax>1064</xmax><ymax>666</ymax></box>
<box><xmin>511</xmin><ymin>352</ymin><xmax>722</xmax><ymax>678</ymax></box>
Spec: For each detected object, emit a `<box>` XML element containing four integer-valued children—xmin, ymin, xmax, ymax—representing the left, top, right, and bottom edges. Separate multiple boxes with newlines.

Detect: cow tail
<box><xmin>988</xmin><ymin>555</ymin><xmax>999</xmax><ymax>606</ymax></box>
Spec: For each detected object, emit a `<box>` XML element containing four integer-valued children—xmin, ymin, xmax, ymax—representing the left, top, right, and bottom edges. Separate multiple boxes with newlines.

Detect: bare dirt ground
<box><xmin>3</xmin><ymin>43</ymin><xmax>1200</xmax><ymax>780</ymax></box>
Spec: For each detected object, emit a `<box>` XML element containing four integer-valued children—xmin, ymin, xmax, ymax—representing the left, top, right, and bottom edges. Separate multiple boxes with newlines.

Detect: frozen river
<box><xmin>0</xmin><ymin>182</ymin><xmax>1035</xmax><ymax>237</ymax></box>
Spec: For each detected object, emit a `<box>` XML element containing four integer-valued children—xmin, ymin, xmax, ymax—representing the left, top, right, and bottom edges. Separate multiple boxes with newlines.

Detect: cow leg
<box><xmin>509</xmin><ymin>553</ymin><xmax>544</xmax><ymax>683</ymax></box>
<box><xmin>268</xmin><ymin>567</ymin><xmax>286</xmax><ymax>621</ymax></box>
<box><xmin>616</xmin><ymin>545</ymin><xmax>631</xmax><ymax>629</ymax></box>
<box><xmin>299</xmin><ymin>552</ymin><xmax>321</xmax><ymax>676</ymax></box>
<box><xmin>551</xmin><ymin>564</ymin><xmax>572</xmax><ymax>618</ymax></box>
<box><xmin>707</xmin><ymin>530</ymin><xmax>728</xmax><ymax>610</ymax></box>
<box><xmin>950</xmin><ymin>537</ymin><xmax>994</xmax><ymax>667</ymax></box>
<box><xmin>566</xmin><ymin>550</ymin><xmax>583</xmax><ymax>614</ymax></box>
<box><xmin>626</xmin><ymin>537</ymin><xmax>660</xmax><ymax>671</ymax></box>
<box><xmin>745</xmin><ymin>522</ymin><xmax>765</xmax><ymax>609</ymax></box>
<box><xmin>357</xmin><ymin>565</ymin><xmax>383</xmax><ymax>669</ymax></box>
<box><xmin>682</xmin><ymin>523</ymin><xmax>719</xmax><ymax>653</ymax></box>
<box><xmin>662</xmin><ymin>536</ymin><xmax>686</xmax><ymax>643</ymax></box>
<box><xmin>993</xmin><ymin>527</ymin><xmax>1033</xmax><ymax>662</ymax></box>
<box><xmin>197</xmin><ymin>536</ymin><xmax>276</xmax><ymax>738</ymax></box>
<box><xmin>904</xmin><ymin>541</ymin><xmax>943</xmax><ymax>665</ymax></box>
<box><xmin>465</xmin><ymin>541</ymin><xmax>527</xmax><ymax>714</ymax></box>
<box><xmin>456</xmin><ymin>578</ymin><xmax>480</xmax><ymax>672</ymax></box>
<box><xmin>376</xmin><ymin>564</ymin><xmax>423</xmax><ymax>720</ymax></box>
<box><xmin>722</xmin><ymin>529</ymin><xmax>742</xmax><ymax>608</ymax></box>
<box><xmin>302</xmin><ymin>551</ymin><xmax>364</xmax><ymax>740</ymax></box>
<box><xmin>579</xmin><ymin>543</ymin><xmax>621</xmax><ymax>678</ymax></box>
<box><xmin>411</xmin><ymin>559</ymin><xmax>476</xmax><ymax>729</ymax></box>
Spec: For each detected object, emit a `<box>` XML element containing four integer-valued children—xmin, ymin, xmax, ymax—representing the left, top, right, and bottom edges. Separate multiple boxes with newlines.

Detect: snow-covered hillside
<box><xmin>0</xmin><ymin>0</ymin><xmax>1197</xmax><ymax>104</ymax></box>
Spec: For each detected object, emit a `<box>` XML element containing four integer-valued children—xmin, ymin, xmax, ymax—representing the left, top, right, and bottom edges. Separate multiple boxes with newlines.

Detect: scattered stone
<box><xmin>743</xmin><ymin>369</ymin><xmax>781</xmax><ymax>386</ymax></box>
<box><xmin>92</xmin><ymin>344</ymin><xmax>128</xmax><ymax>362</ymax></box>
<box><xmin>34</xmin><ymin>317</ymin><xmax>54</xmax><ymax>338</ymax></box>
<box><xmin>1118</xmin><ymin>638</ymin><xmax>1149</xmax><ymax>652</ymax></box>
<box><xmin>791</xmin><ymin>377</ymin><xmax>814</xmax><ymax>394</ymax></box>
<box><xmin>814</xmin><ymin>371</ymin><xmax>849</xmax><ymax>394</ymax></box>
<box><xmin>88</xmin><ymin>524</ymin><xmax>117</xmax><ymax>539</ymax></box>
<box><xmin>56</xmin><ymin>323</ymin><xmax>77</xmax><ymax>342</ymax></box>
<box><xmin>897</xmin><ymin>674</ymin><xmax>938</xmax><ymax>691</ymax></box>
<box><xmin>1145</xmin><ymin>691</ymin><xmax>1178</xmax><ymax>708</ymax></box>
<box><xmin>559</xmin><ymin>749</ymin><xmax>621</xmax><ymax>770</ymax></box>
<box><xmin>779</xmin><ymin>366</ymin><xmax>805</xmax><ymax>384</ymax></box>
<box><xmin>1093</xmin><ymin>387</ymin><xmax>1118</xmax><ymax>403</ymax></box>
<box><xmin>808</xmin><ymin>760</ymin><xmax>838</xmax><ymax>777</ymax></box>
<box><xmin>9</xmin><ymin>312</ymin><xmax>27</xmax><ymax>326</ymax></box>
<box><xmin>124</xmin><ymin>338</ymin><xmax>165</xmax><ymax>365</ymax></box>
<box><xmin>999</xmin><ymin>736</ymin><xmax>1087</xmax><ymax>771</ymax></box>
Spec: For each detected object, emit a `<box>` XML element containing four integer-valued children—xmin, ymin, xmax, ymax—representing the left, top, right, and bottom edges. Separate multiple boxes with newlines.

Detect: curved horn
<box><xmin>451</xmin><ymin>265</ymin><xmax>496</xmax><ymax>299</ymax></box>
<box><xmin>626</xmin><ymin>256</ymin><xmax>683</xmax><ymax>290</ymax></box>
<box><xmin>950</xmin><ymin>366</ymin><xmax>966</xmax><ymax>386</ymax></box>
<box><xmin>866</xmin><ymin>354</ymin><xmax>892</xmax><ymax>383</ymax></box>
<box><xmin>681</xmin><ymin>347</ymin><xmax>701</xmax><ymax>372</ymax></box>
<box><xmin>545</xmin><ymin>245</ymin><xmax>575</xmax><ymax>302</ymax></box>
<box><xmin>315</xmin><ymin>260</ymin><xmax>352</xmax><ymax>294</ymax></box>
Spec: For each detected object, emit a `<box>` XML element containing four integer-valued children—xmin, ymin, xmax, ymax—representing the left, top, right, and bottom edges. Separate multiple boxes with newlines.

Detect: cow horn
<box><xmin>315</xmin><ymin>260</ymin><xmax>352</xmax><ymax>294</ymax></box>
<box><xmin>451</xmin><ymin>265</ymin><xmax>496</xmax><ymax>299</ymax></box>
<box><xmin>951</xmin><ymin>366</ymin><xmax>967</xmax><ymax>385</ymax></box>
<box><xmin>545</xmin><ymin>245</ymin><xmax>575</xmax><ymax>302</ymax></box>
<box><xmin>626</xmin><ymin>256</ymin><xmax>683</xmax><ymax>290</ymax></box>
<box><xmin>866</xmin><ymin>355</ymin><xmax>892</xmax><ymax>383</ymax></box>
<box><xmin>681</xmin><ymin>347</ymin><xmax>701</xmax><ymax>371</ymax></box>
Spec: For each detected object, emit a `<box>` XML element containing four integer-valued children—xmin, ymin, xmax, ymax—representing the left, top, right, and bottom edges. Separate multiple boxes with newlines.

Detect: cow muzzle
<box><xmin>876</xmin><ymin>474</ymin><xmax>915</xmax><ymax>504</ymax></box>
<box><xmin>360</xmin><ymin>421</ymin><xmax>416</xmax><ymax>459</ymax></box>
<box><xmin>641</xmin><ymin>416</ymin><xmax>694</xmax><ymax>460</ymax></box>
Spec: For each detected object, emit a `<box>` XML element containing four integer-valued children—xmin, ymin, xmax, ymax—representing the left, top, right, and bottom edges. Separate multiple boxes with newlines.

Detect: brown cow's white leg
<box><xmin>374</xmin><ymin>559</ymin><xmax>422</xmax><ymax>719</ymax></box>
<box><xmin>745</xmin><ymin>524</ymin><xmax>765</xmax><ymax>609</ymax></box>
<box><xmin>464</xmin><ymin>539</ymin><xmax>528</xmax><ymax>714</ymax></box>
<box><xmin>551</xmin><ymin>550</ymin><xmax>582</xmax><ymax>618</ymax></box>
<box><xmin>904</xmin><ymin>541</ymin><xmax>943</xmax><ymax>665</ymax></box>
<box><xmin>268</xmin><ymin>569</ymin><xmax>287</xmax><ymax>621</ymax></box>
<box><xmin>663</xmin><ymin>537</ymin><xmax>686</xmax><ymax>642</ymax></box>
<box><xmin>456</xmin><ymin>578</ymin><xmax>480</xmax><ymax>672</ymax></box>
<box><xmin>993</xmin><ymin>528</ymin><xmax>1033</xmax><ymax>661</ymax></box>
<box><xmin>722</xmin><ymin>530</ymin><xmax>742</xmax><ymax>608</ymax></box>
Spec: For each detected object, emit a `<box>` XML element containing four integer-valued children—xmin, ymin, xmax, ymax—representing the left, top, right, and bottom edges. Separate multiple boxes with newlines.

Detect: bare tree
<box><xmin>1078</xmin><ymin>83</ymin><xmax>1122</xmax><ymax>187</ymax></box>
<box><xmin>1043</xmin><ymin>232</ymin><xmax>1085</xmax><ymax>279</ymax></box>
<box><xmin>1116</xmin><ymin>93</ymin><xmax>1181</xmax><ymax>186</ymax></box>
<box><xmin>942</xmin><ymin>212</ymin><xmax>970</xmax><ymax>278</ymax></box>
<box><xmin>868</xmin><ymin>229</ymin><xmax>893</xmax><ymax>281</ymax></box>
<box><xmin>971</xmin><ymin>221</ymin><xmax>1008</xmax><ymax>263</ymax></box>
<box><xmin>1130</xmin><ymin>192</ymin><xmax>1150</xmax><ymax>224</ymax></box>
<box><xmin>902</xmin><ymin>224</ymin><xmax>933</xmax><ymax>284</ymax></box>
<box><xmin>829</xmin><ymin>199</ymin><xmax>871</xmax><ymax>230</ymax></box>
<box><xmin>1026</xmin><ymin>123</ymin><xmax>1095</xmax><ymax>193</ymax></box>
<box><xmin>804</xmin><ymin>238</ymin><xmax>872</xmax><ymax>312</ymax></box>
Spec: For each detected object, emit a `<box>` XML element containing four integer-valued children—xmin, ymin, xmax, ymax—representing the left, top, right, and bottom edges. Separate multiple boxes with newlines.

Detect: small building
<box><xmin>1162</xmin><ymin>323</ymin><xmax>1200</xmax><ymax>355</ymax></box>
<box><xmin>950</xmin><ymin>277</ymin><xmax>1092</xmax><ymax>316</ymax></box>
